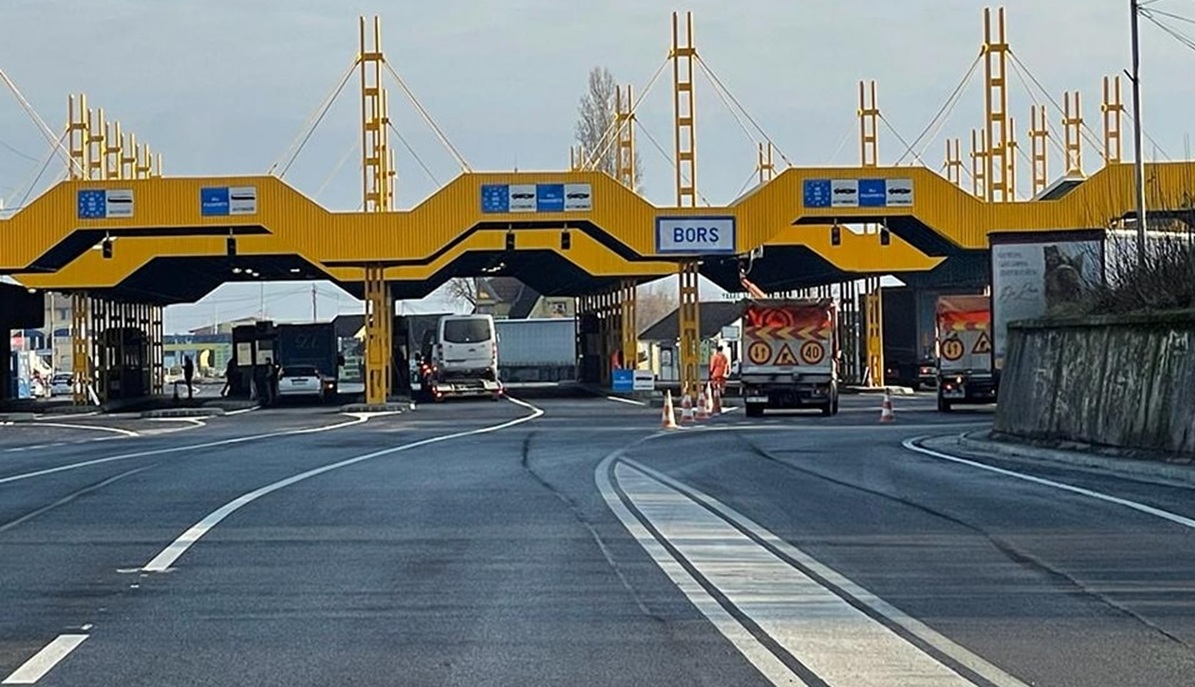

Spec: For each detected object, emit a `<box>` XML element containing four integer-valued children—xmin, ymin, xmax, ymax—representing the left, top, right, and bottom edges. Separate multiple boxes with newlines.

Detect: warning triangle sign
<box><xmin>972</xmin><ymin>332</ymin><xmax>992</xmax><ymax>355</ymax></box>
<box><xmin>774</xmin><ymin>343</ymin><xmax>798</xmax><ymax>366</ymax></box>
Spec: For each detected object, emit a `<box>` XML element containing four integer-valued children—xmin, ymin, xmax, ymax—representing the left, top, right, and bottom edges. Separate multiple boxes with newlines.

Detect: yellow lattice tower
<box><xmin>359</xmin><ymin>15</ymin><xmax>393</xmax><ymax>405</ymax></box>
<box><xmin>671</xmin><ymin>11</ymin><xmax>701</xmax><ymax>398</ymax></box>
<box><xmin>857</xmin><ymin>79</ymin><xmax>884</xmax><ymax>386</ymax></box>
<box><xmin>1029</xmin><ymin>105</ymin><xmax>1049</xmax><ymax>196</ymax></box>
<box><xmin>971</xmin><ymin>128</ymin><xmax>988</xmax><ymax>199</ymax></box>
<box><xmin>1063</xmin><ymin>90</ymin><xmax>1084</xmax><ymax>177</ymax></box>
<box><xmin>757</xmin><ymin>142</ymin><xmax>775</xmax><ymax>184</ymax></box>
<box><xmin>945</xmin><ymin>138</ymin><xmax>963</xmax><ymax>188</ymax></box>
<box><xmin>615</xmin><ymin>84</ymin><xmax>637</xmax><ymax>190</ymax></box>
<box><xmin>982</xmin><ymin>7</ymin><xmax>1012</xmax><ymax>203</ymax></box>
<box><xmin>1102</xmin><ymin>75</ymin><xmax>1125</xmax><ymax>165</ymax></box>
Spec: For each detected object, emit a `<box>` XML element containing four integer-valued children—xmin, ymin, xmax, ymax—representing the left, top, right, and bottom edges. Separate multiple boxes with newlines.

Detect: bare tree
<box><xmin>445</xmin><ymin>278</ymin><xmax>477</xmax><ymax>311</ymax></box>
<box><xmin>575</xmin><ymin>66</ymin><xmax>643</xmax><ymax>189</ymax></box>
<box><xmin>635</xmin><ymin>280</ymin><xmax>678</xmax><ymax>334</ymax></box>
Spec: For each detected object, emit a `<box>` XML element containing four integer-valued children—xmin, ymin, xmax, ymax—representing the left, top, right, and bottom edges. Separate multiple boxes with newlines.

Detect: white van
<box><xmin>436</xmin><ymin>314</ymin><xmax>499</xmax><ymax>382</ymax></box>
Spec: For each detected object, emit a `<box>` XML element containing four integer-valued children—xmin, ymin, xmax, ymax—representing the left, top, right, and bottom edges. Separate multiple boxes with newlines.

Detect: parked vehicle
<box><xmin>49</xmin><ymin>373</ymin><xmax>73</xmax><ymax>396</ymax></box>
<box><xmin>275</xmin><ymin>323</ymin><xmax>342</xmax><ymax>397</ymax></box>
<box><xmin>276</xmin><ymin>364</ymin><xmax>330</xmax><ymax>402</ymax></box>
<box><xmin>493</xmin><ymin>318</ymin><xmax>576</xmax><ymax>383</ymax></box>
<box><xmin>740</xmin><ymin>298</ymin><xmax>839</xmax><ymax>417</ymax></box>
<box><xmin>935</xmin><ymin>295</ymin><xmax>997</xmax><ymax>411</ymax></box>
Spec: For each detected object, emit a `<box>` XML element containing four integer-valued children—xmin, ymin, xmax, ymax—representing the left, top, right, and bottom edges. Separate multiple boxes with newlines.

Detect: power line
<box><xmin>0</xmin><ymin>138</ymin><xmax>37</xmax><ymax>163</ymax></box>
<box><xmin>387</xmin><ymin>120</ymin><xmax>440</xmax><ymax>186</ymax></box>
<box><xmin>896</xmin><ymin>51</ymin><xmax>983</xmax><ymax>165</ymax></box>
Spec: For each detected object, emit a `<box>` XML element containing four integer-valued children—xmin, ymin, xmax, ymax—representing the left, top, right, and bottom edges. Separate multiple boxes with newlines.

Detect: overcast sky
<box><xmin>4</xmin><ymin>0</ymin><xmax>1194</xmax><ymax>332</ymax></box>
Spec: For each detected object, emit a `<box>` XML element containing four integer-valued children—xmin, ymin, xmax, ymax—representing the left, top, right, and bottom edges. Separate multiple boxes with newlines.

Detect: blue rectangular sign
<box><xmin>77</xmin><ymin>189</ymin><xmax>107</xmax><ymax>219</ymax></box>
<box><xmin>481</xmin><ymin>184</ymin><xmax>510</xmax><ymax>213</ymax></box>
<box><xmin>803</xmin><ymin>179</ymin><xmax>831</xmax><ymax>208</ymax></box>
<box><xmin>201</xmin><ymin>187</ymin><xmax>231</xmax><ymax>216</ymax></box>
<box><xmin>612</xmin><ymin>369</ymin><xmax>635</xmax><ymax>393</ymax></box>
<box><xmin>858</xmin><ymin>178</ymin><xmax>887</xmax><ymax>207</ymax></box>
<box><xmin>536</xmin><ymin>183</ymin><xmax>565</xmax><ymax>212</ymax></box>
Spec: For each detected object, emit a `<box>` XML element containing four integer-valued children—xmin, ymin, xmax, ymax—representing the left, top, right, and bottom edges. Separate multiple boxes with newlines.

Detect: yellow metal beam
<box><xmin>364</xmin><ymin>265</ymin><xmax>391</xmax><ymax>405</ymax></box>
<box><xmin>678</xmin><ymin>261</ymin><xmax>700</xmax><ymax>398</ymax></box>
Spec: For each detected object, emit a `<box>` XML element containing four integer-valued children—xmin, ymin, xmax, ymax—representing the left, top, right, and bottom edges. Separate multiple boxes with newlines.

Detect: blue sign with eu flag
<box><xmin>481</xmin><ymin>184</ymin><xmax>509</xmax><ymax>213</ymax></box>
<box><xmin>77</xmin><ymin>189</ymin><xmax>107</xmax><ymax>219</ymax></box>
<box><xmin>803</xmin><ymin>179</ymin><xmax>831</xmax><ymax>208</ymax></box>
<box><xmin>201</xmin><ymin>187</ymin><xmax>231</xmax><ymax>216</ymax></box>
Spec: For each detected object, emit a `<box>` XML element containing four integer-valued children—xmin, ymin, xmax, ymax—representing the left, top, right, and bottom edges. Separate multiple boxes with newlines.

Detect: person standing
<box><xmin>183</xmin><ymin>355</ymin><xmax>195</xmax><ymax>400</ymax></box>
<box><xmin>708</xmin><ymin>345</ymin><xmax>729</xmax><ymax>395</ymax></box>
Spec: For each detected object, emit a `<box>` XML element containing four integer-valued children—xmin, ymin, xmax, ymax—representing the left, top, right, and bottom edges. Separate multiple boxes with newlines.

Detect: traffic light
<box><xmin>880</xmin><ymin>227</ymin><xmax>891</xmax><ymax>246</ymax></box>
<box><xmin>506</xmin><ymin>231</ymin><xmax>516</xmax><ymax>251</ymax></box>
<box><xmin>101</xmin><ymin>236</ymin><xmax>113</xmax><ymax>259</ymax></box>
<box><xmin>830</xmin><ymin>224</ymin><xmax>841</xmax><ymax>247</ymax></box>
<box><xmin>560</xmin><ymin>230</ymin><xmax>571</xmax><ymax>250</ymax></box>
<box><xmin>227</xmin><ymin>235</ymin><xmax>238</xmax><ymax>256</ymax></box>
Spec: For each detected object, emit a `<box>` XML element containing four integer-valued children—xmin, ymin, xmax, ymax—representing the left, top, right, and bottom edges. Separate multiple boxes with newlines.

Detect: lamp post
<box><xmin>1130</xmin><ymin>0</ymin><xmax>1148</xmax><ymax>263</ymax></box>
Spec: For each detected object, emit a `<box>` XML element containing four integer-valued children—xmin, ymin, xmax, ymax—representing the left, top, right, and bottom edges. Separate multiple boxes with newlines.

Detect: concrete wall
<box><xmin>995</xmin><ymin>310</ymin><xmax>1195</xmax><ymax>455</ymax></box>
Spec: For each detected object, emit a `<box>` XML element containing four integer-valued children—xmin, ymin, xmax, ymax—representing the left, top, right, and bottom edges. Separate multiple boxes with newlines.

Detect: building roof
<box><xmin>639</xmin><ymin>301</ymin><xmax>745</xmax><ymax>342</ymax></box>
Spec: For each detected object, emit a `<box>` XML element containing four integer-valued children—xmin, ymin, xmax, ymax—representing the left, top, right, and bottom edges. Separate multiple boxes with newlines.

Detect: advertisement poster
<box><xmin>990</xmin><ymin>232</ymin><xmax>1104</xmax><ymax>368</ymax></box>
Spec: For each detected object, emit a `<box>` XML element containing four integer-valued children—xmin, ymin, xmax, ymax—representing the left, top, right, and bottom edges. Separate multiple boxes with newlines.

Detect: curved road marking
<box><xmin>142</xmin><ymin>397</ymin><xmax>543</xmax><ymax>572</ymax></box>
<box><xmin>0</xmin><ymin>413</ymin><xmax>377</xmax><ymax>486</ymax></box>
<box><xmin>903</xmin><ymin>436</ymin><xmax>1195</xmax><ymax>531</ymax></box>
<box><xmin>597</xmin><ymin>451</ymin><xmax>1027</xmax><ymax>686</ymax></box>
<box><xmin>29</xmin><ymin>421</ymin><xmax>139</xmax><ymax>438</ymax></box>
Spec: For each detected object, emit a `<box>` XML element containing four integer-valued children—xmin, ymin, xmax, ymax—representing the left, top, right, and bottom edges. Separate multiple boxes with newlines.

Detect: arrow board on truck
<box><xmin>748</xmin><ymin>341</ymin><xmax>772</xmax><ymax>365</ymax></box>
<box><xmin>941</xmin><ymin>338</ymin><xmax>965</xmax><ymax>361</ymax></box>
<box><xmin>972</xmin><ymin>332</ymin><xmax>992</xmax><ymax>355</ymax></box>
<box><xmin>799</xmin><ymin>340</ymin><xmax>825</xmax><ymax>365</ymax></box>
<box><xmin>773</xmin><ymin>343</ymin><xmax>798</xmax><ymax>366</ymax></box>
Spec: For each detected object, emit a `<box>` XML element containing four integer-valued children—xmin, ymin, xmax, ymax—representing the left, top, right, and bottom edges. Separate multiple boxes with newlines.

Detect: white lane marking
<box><xmin>0</xmin><ymin>414</ymin><xmax>377</xmax><ymax>486</ymax></box>
<box><xmin>595</xmin><ymin>454</ymin><xmax>806</xmax><ymax>686</ymax></box>
<box><xmin>600</xmin><ymin>457</ymin><xmax>1024</xmax><ymax>687</ymax></box>
<box><xmin>29</xmin><ymin>421</ymin><xmax>139</xmax><ymax>438</ymax></box>
<box><xmin>621</xmin><ymin>456</ymin><xmax>1026</xmax><ymax>687</ymax></box>
<box><xmin>222</xmin><ymin>406</ymin><xmax>259</xmax><ymax>417</ymax></box>
<box><xmin>2</xmin><ymin>634</ymin><xmax>88</xmax><ymax>684</ymax></box>
<box><xmin>605</xmin><ymin>395</ymin><xmax>647</xmax><ymax>407</ymax></box>
<box><xmin>903</xmin><ymin>437</ymin><xmax>1195</xmax><ymax>531</ymax></box>
<box><xmin>142</xmin><ymin>399</ymin><xmax>543</xmax><ymax>572</ymax></box>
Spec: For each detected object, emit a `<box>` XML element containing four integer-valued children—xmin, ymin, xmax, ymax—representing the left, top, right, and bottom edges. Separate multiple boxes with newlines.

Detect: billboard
<box><xmin>990</xmin><ymin>230</ymin><xmax>1105</xmax><ymax>369</ymax></box>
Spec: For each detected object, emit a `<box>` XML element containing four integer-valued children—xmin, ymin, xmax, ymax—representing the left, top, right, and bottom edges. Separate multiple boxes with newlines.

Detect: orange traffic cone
<box><xmin>661</xmin><ymin>390</ymin><xmax>679</xmax><ymax>429</ymax></box>
<box><xmin>696</xmin><ymin>386</ymin><xmax>710</xmax><ymax>420</ymax></box>
<box><xmin>680</xmin><ymin>391</ymin><xmax>694</xmax><ymax>423</ymax></box>
<box><xmin>711</xmin><ymin>385</ymin><xmax>723</xmax><ymax>415</ymax></box>
<box><xmin>880</xmin><ymin>389</ymin><xmax>895</xmax><ymax>423</ymax></box>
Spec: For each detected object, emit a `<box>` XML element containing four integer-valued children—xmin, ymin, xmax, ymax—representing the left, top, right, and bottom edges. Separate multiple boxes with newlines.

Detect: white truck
<box><xmin>415</xmin><ymin>314</ymin><xmax>503</xmax><ymax>401</ymax></box>
<box><xmin>740</xmin><ymin>298</ymin><xmax>839</xmax><ymax>417</ymax></box>
<box><xmin>935</xmin><ymin>295</ymin><xmax>997</xmax><ymax>412</ymax></box>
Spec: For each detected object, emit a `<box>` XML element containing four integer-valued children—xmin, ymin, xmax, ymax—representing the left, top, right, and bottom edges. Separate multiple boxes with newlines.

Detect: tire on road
<box><xmin>745</xmin><ymin>403</ymin><xmax>764</xmax><ymax>418</ymax></box>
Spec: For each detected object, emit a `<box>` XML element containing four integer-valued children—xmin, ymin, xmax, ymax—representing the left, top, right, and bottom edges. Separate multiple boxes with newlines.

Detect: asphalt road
<box><xmin>2</xmin><ymin>392</ymin><xmax>1194</xmax><ymax>685</ymax></box>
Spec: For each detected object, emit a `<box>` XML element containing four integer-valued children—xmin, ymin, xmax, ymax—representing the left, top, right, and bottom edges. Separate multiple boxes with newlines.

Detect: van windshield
<box><xmin>443</xmin><ymin>319</ymin><xmax>492</xmax><ymax>343</ymax></box>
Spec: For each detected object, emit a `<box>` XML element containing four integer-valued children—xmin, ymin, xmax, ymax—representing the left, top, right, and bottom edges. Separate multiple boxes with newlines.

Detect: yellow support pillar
<box><xmin>151</xmin><ymin>304</ymin><xmax>164</xmax><ymax>395</ymax></box>
<box><xmin>671</xmin><ymin>11</ymin><xmax>697</xmax><ymax>209</ymax></box>
<box><xmin>970</xmin><ymin>128</ymin><xmax>988</xmax><ymax>199</ymax></box>
<box><xmin>945</xmin><ymin>138</ymin><xmax>963</xmax><ymax>188</ymax></box>
<box><xmin>678</xmin><ymin>262</ymin><xmax>701</xmax><ymax>398</ymax></box>
<box><xmin>70</xmin><ymin>293</ymin><xmax>91</xmax><ymax>405</ymax></box>
<box><xmin>364</xmin><ymin>265</ymin><xmax>392</xmax><ymax>405</ymax></box>
<box><xmin>615</xmin><ymin>85</ymin><xmax>637</xmax><ymax>191</ymax></box>
<box><xmin>865</xmin><ymin>278</ymin><xmax>884</xmax><ymax>387</ymax></box>
<box><xmin>620</xmin><ymin>280</ymin><xmax>637</xmax><ymax>370</ymax></box>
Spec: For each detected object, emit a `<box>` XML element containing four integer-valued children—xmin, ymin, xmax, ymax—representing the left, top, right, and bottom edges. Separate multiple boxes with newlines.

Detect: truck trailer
<box><xmin>935</xmin><ymin>295</ymin><xmax>997</xmax><ymax>411</ymax></box>
<box><xmin>740</xmin><ymin>298</ymin><xmax>839</xmax><ymax>417</ymax></box>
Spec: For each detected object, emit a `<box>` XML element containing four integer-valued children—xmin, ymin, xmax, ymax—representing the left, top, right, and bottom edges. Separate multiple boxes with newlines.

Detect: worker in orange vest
<box><xmin>709</xmin><ymin>345</ymin><xmax>729</xmax><ymax>395</ymax></box>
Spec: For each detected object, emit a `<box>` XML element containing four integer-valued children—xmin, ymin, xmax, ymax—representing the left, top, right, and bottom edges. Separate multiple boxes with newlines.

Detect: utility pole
<box><xmin>311</xmin><ymin>284</ymin><xmax>318</xmax><ymax>321</ymax></box>
<box><xmin>1130</xmin><ymin>0</ymin><xmax>1148</xmax><ymax>263</ymax></box>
